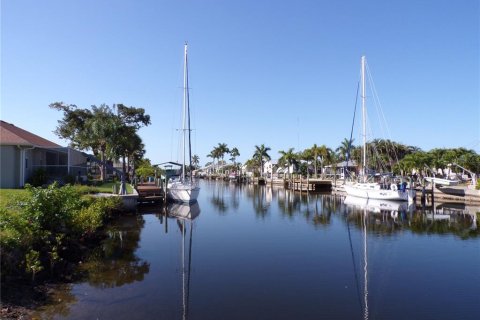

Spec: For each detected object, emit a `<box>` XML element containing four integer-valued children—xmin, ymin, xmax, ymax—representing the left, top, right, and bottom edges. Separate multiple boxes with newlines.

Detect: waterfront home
<box><xmin>322</xmin><ymin>160</ymin><xmax>358</xmax><ymax>179</ymax></box>
<box><xmin>263</xmin><ymin>160</ymin><xmax>279</xmax><ymax>178</ymax></box>
<box><xmin>241</xmin><ymin>163</ymin><xmax>255</xmax><ymax>178</ymax></box>
<box><xmin>0</xmin><ymin>120</ymin><xmax>88</xmax><ymax>188</ymax></box>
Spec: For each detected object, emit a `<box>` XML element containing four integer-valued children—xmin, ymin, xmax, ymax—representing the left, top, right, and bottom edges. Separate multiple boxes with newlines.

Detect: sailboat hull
<box><xmin>344</xmin><ymin>196</ymin><xmax>409</xmax><ymax>212</ymax></box>
<box><xmin>167</xmin><ymin>182</ymin><xmax>200</xmax><ymax>203</ymax></box>
<box><xmin>344</xmin><ymin>183</ymin><xmax>414</xmax><ymax>201</ymax></box>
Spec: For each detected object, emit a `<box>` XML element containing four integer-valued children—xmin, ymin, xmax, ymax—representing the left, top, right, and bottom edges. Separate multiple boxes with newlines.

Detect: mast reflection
<box><xmin>167</xmin><ymin>202</ymin><xmax>200</xmax><ymax>320</ymax></box>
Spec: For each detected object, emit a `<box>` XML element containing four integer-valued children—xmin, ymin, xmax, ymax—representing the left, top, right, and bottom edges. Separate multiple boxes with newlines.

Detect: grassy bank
<box><xmin>94</xmin><ymin>181</ymin><xmax>134</xmax><ymax>194</ymax></box>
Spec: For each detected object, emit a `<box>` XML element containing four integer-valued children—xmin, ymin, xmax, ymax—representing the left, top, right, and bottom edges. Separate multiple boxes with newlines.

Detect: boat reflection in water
<box><xmin>426</xmin><ymin>202</ymin><xmax>478</xmax><ymax>230</ymax></box>
<box><xmin>168</xmin><ymin>201</ymin><xmax>201</xmax><ymax>220</ymax></box>
<box><xmin>167</xmin><ymin>202</ymin><xmax>200</xmax><ymax>320</ymax></box>
<box><xmin>344</xmin><ymin>196</ymin><xmax>415</xmax><ymax>320</ymax></box>
<box><xmin>344</xmin><ymin>195</ymin><xmax>413</xmax><ymax>214</ymax></box>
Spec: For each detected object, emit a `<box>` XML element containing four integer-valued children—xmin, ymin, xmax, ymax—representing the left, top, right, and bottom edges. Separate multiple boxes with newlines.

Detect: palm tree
<box><xmin>253</xmin><ymin>144</ymin><xmax>271</xmax><ymax>177</ymax></box>
<box><xmin>192</xmin><ymin>154</ymin><xmax>200</xmax><ymax>169</ymax></box>
<box><xmin>207</xmin><ymin>150</ymin><xmax>216</xmax><ymax>174</ymax></box>
<box><xmin>309</xmin><ymin>144</ymin><xmax>332</xmax><ymax>178</ymax></box>
<box><xmin>230</xmin><ymin>147</ymin><xmax>240</xmax><ymax>177</ymax></box>
<box><xmin>278</xmin><ymin>148</ymin><xmax>297</xmax><ymax>179</ymax></box>
<box><xmin>336</xmin><ymin>137</ymin><xmax>354</xmax><ymax>161</ymax></box>
<box><xmin>230</xmin><ymin>147</ymin><xmax>240</xmax><ymax>165</ymax></box>
<box><xmin>216</xmin><ymin>143</ymin><xmax>229</xmax><ymax>174</ymax></box>
<box><xmin>244</xmin><ymin>158</ymin><xmax>259</xmax><ymax>176</ymax></box>
<box><xmin>299</xmin><ymin>149</ymin><xmax>313</xmax><ymax>177</ymax></box>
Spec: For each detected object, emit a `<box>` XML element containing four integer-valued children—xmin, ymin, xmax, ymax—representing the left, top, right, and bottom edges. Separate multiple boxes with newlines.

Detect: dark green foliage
<box><xmin>395</xmin><ymin>148</ymin><xmax>480</xmax><ymax>176</ymax></box>
<box><xmin>49</xmin><ymin>102</ymin><xmax>150</xmax><ymax>182</ymax></box>
<box><xmin>63</xmin><ymin>174</ymin><xmax>76</xmax><ymax>185</ymax></box>
<box><xmin>29</xmin><ymin>168</ymin><xmax>48</xmax><ymax>187</ymax></box>
<box><xmin>0</xmin><ymin>183</ymin><xmax>121</xmax><ymax>282</ymax></box>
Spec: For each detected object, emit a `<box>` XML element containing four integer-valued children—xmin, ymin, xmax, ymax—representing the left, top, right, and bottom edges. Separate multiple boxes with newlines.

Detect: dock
<box><xmin>136</xmin><ymin>182</ymin><xmax>165</xmax><ymax>203</ymax></box>
<box><xmin>287</xmin><ymin>178</ymin><xmax>332</xmax><ymax>192</ymax></box>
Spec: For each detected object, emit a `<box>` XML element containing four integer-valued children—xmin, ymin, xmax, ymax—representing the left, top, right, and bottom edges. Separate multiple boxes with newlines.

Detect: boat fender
<box><xmin>391</xmin><ymin>184</ymin><xmax>398</xmax><ymax>191</ymax></box>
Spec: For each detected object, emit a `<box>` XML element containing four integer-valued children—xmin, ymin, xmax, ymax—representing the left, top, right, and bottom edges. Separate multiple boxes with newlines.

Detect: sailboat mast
<box><xmin>186</xmin><ymin>45</ymin><xmax>193</xmax><ymax>181</ymax></box>
<box><xmin>182</xmin><ymin>43</ymin><xmax>188</xmax><ymax>181</ymax></box>
<box><xmin>361</xmin><ymin>55</ymin><xmax>367</xmax><ymax>178</ymax></box>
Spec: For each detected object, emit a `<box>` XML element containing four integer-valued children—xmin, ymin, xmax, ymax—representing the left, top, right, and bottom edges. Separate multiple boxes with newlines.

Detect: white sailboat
<box><xmin>344</xmin><ymin>56</ymin><xmax>414</xmax><ymax>202</ymax></box>
<box><xmin>168</xmin><ymin>43</ymin><xmax>200</xmax><ymax>203</ymax></box>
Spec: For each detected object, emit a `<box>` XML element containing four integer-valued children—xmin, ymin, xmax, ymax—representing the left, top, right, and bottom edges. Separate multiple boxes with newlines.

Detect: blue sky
<box><xmin>1</xmin><ymin>0</ymin><xmax>479</xmax><ymax>165</ymax></box>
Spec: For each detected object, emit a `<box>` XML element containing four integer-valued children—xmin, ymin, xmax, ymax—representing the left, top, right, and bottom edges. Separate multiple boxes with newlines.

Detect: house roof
<box><xmin>0</xmin><ymin>120</ymin><xmax>61</xmax><ymax>148</ymax></box>
<box><xmin>324</xmin><ymin>160</ymin><xmax>357</xmax><ymax>168</ymax></box>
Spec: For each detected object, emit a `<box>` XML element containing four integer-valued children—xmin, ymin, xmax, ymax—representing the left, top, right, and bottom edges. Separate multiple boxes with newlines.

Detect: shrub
<box><xmin>73</xmin><ymin>185</ymin><xmax>100</xmax><ymax>195</ymax></box>
<box><xmin>0</xmin><ymin>182</ymin><xmax>122</xmax><ymax>281</ymax></box>
<box><xmin>63</xmin><ymin>174</ymin><xmax>76</xmax><ymax>185</ymax></box>
<box><xmin>30</xmin><ymin>168</ymin><xmax>48</xmax><ymax>187</ymax></box>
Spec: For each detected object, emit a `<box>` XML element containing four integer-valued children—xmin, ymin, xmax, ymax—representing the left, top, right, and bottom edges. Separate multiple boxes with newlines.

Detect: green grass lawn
<box><xmin>0</xmin><ymin>182</ymin><xmax>133</xmax><ymax>209</ymax></box>
<box><xmin>0</xmin><ymin>189</ymin><xmax>27</xmax><ymax>208</ymax></box>
<box><xmin>94</xmin><ymin>182</ymin><xmax>134</xmax><ymax>194</ymax></box>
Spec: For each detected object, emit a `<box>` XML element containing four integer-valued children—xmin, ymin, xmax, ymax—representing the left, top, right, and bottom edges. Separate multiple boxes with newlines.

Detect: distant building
<box><xmin>0</xmin><ymin>121</ymin><xmax>88</xmax><ymax>188</ymax></box>
<box><xmin>263</xmin><ymin>160</ymin><xmax>279</xmax><ymax>178</ymax></box>
<box><xmin>323</xmin><ymin>160</ymin><xmax>357</xmax><ymax>179</ymax></box>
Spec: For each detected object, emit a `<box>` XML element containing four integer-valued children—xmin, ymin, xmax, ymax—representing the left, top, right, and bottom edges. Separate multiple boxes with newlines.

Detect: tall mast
<box><xmin>186</xmin><ymin>44</ymin><xmax>193</xmax><ymax>181</ymax></box>
<box><xmin>361</xmin><ymin>55</ymin><xmax>366</xmax><ymax>178</ymax></box>
<box><xmin>183</xmin><ymin>42</ymin><xmax>193</xmax><ymax>182</ymax></box>
<box><xmin>182</xmin><ymin>43</ymin><xmax>188</xmax><ymax>181</ymax></box>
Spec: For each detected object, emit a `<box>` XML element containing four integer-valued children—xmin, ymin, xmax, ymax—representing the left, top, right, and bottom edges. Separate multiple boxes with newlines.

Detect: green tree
<box><xmin>192</xmin><ymin>154</ymin><xmax>200</xmax><ymax>169</ymax></box>
<box><xmin>229</xmin><ymin>147</ymin><xmax>240</xmax><ymax>176</ymax></box>
<box><xmin>216</xmin><ymin>143</ymin><xmax>230</xmax><ymax>174</ymax></box>
<box><xmin>278</xmin><ymin>148</ymin><xmax>297</xmax><ymax>178</ymax></box>
<box><xmin>336</xmin><ymin>138</ymin><xmax>353</xmax><ymax>161</ymax></box>
<box><xmin>230</xmin><ymin>147</ymin><xmax>240</xmax><ymax>165</ymax></box>
<box><xmin>253</xmin><ymin>144</ymin><xmax>271</xmax><ymax>177</ymax></box>
<box><xmin>50</xmin><ymin>102</ymin><xmax>150</xmax><ymax>182</ymax></box>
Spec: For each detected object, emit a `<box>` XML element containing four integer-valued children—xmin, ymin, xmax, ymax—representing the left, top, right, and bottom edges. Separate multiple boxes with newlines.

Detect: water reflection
<box><xmin>209</xmin><ymin>181</ymin><xmax>241</xmax><ymax>213</ymax></box>
<box><xmin>81</xmin><ymin>215</ymin><xmax>150</xmax><ymax>288</ymax></box>
<box><xmin>32</xmin><ymin>182</ymin><xmax>479</xmax><ymax>319</ymax></box>
<box><xmin>249</xmin><ymin>184</ymin><xmax>271</xmax><ymax>217</ymax></box>
<box><xmin>32</xmin><ymin>215</ymin><xmax>150</xmax><ymax>319</ymax></box>
<box><xmin>343</xmin><ymin>195</ymin><xmax>479</xmax><ymax>238</ymax></box>
<box><xmin>166</xmin><ymin>202</ymin><xmax>200</xmax><ymax>320</ymax></box>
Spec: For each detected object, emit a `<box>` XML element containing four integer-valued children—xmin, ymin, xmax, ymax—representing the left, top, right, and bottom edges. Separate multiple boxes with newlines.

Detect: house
<box><xmin>272</xmin><ymin>160</ymin><xmax>297</xmax><ymax>178</ymax></box>
<box><xmin>323</xmin><ymin>160</ymin><xmax>357</xmax><ymax>179</ymax></box>
<box><xmin>0</xmin><ymin>121</ymin><xmax>88</xmax><ymax>188</ymax></box>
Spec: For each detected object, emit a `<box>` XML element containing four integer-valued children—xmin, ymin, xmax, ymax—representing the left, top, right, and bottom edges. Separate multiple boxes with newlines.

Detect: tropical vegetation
<box><xmin>50</xmin><ymin>102</ymin><xmax>150</xmax><ymax>182</ymax></box>
<box><xmin>0</xmin><ymin>183</ymin><xmax>123</xmax><ymax>282</ymax></box>
<box><xmin>200</xmin><ymin>139</ymin><xmax>479</xmax><ymax>183</ymax></box>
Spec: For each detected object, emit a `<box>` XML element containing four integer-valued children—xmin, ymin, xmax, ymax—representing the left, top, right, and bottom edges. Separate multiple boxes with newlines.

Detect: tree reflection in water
<box><xmin>80</xmin><ymin>215</ymin><xmax>150</xmax><ymax>288</ymax></box>
<box><xmin>343</xmin><ymin>197</ymin><xmax>479</xmax><ymax>239</ymax></box>
<box><xmin>251</xmin><ymin>184</ymin><xmax>270</xmax><ymax>217</ymax></box>
<box><xmin>242</xmin><ymin>184</ymin><xmax>478</xmax><ymax>237</ymax></box>
<box><xmin>32</xmin><ymin>215</ymin><xmax>150</xmax><ymax>319</ymax></box>
<box><xmin>209</xmin><ymin>181</ymin><xmax>229</xmax><ymax>214</ymax></box>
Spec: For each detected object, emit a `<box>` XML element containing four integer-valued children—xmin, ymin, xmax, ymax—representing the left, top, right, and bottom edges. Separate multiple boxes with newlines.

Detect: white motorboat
<box><xmin>424</xmin><ymin>177</ymin><xmax>460</xmax><ymax>186</ymax></box>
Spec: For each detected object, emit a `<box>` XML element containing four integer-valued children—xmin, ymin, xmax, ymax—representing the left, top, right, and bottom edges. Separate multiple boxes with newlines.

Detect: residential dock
<box><xmin>136</xmin><ymin>182</ymin><xmax>165</xmax><ymax>203</ymax></box>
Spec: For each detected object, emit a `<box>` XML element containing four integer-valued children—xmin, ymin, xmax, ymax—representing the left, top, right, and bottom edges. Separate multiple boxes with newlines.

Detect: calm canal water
<box><xmin>35</xmin><ymin>180</ymin><xmax>479</xmax><ymax>319</ymax></box>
